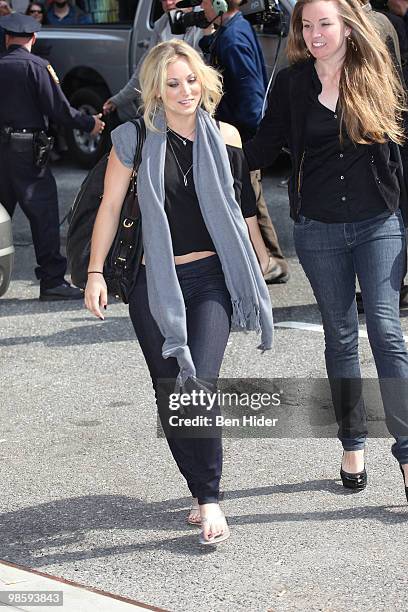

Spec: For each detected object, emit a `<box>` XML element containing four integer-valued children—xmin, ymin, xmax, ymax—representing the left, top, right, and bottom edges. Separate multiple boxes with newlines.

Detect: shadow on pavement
<box><xmin>272</xmin><ymin>303</ymin><xmax>320</xmax><ymax>323</ymax></box>
<box><xmin>0</xmin><ymin>298</ymin><xmax>87</xmax><ymax>318</ymax></box>
<box><xmin>0</xmin><ymin>297</ymin><xmax>127</xmax><ymax>318</ymax></box>
<box><xmin>0</xmin><ymin>317</ymin><xmax>134</xmax><ymax>347</ymax></box>
<box><xmin>0</xmin><ymin>487</ymin><xmax>406</xmax><ymax>565</ymax></box>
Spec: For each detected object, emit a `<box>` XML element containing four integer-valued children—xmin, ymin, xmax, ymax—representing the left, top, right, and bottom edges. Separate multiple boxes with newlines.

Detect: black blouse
<box><xmin>164</xmin><ymin>130</ymin><xmax>256</xmax><ymax>256</ymax></box>
<box><xmin>300</xmin><ymin>68</ymin><xmax>389</xmax><ymax>223</ymax></box>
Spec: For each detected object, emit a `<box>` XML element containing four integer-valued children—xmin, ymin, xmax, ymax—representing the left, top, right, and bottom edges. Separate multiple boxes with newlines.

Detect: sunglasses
<box><xmin>29</xmin><ymin>8</ymin><xmax>43</xmax><ymax>12</ymax></box>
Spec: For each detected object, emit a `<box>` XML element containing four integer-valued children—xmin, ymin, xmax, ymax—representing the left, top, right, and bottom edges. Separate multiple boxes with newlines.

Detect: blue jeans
<box><xmin>294</xmin><ymin>210</ymin><xmax>408</xmax><ymax>463</ymax></box>
<box><xmin>128</xmin><ymin>255</ymin><xmax>232</xmax><ymax>504</ymax></box>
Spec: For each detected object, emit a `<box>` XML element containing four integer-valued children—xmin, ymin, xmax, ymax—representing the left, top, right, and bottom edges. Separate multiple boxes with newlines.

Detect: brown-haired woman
<box><xmin>25</xmin><ymin>3</ymin><xmax>46</xmax><ymax>23</ymax></box>
<box><xmin>244</xmin><ymin>0</ymin><xmax>408</xmax><ymax>499</ymax></box>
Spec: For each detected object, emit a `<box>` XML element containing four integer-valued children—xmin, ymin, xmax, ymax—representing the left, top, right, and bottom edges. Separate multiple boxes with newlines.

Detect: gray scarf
<box><xmin>137</xmin><ymin>108</ymin><xmax>273</xmax><ymax>384</ymax></box>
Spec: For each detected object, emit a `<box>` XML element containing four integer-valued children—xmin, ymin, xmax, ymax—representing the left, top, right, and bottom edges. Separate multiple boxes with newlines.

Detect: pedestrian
<box><xmin>102</xmin><ymin>0</ymin><xmax>204</xmax><ymax>118</ymax></box>
<box><xmin>0</xmin><ymin>0</ymin><xmax>12</xmax><ymax>56</ymax></box>
<box><xmin>46</xmin><ymin>0</ymin><xmax>92</xmax><ymax>25</ymax></box>
<box><xmin>363</xmin><ymin>0</ymin><xmax>402</xmax><ymax>64</ymax></box>
<box><xmin>85</xmin><ymin>39</ymin><xmax>273</xmax><ymax>544</ymax></box>
<box><xmin>25</xmin><ymin>3</ymin><xmax>46</xmax><ymax>23</ymax></box>
<box><xmin>0</xmin><ymin>0</ymin><xmax>11</xmax><ymax>16</ymax></box>
<box><xmin>0</xmin><ymin>13</ymin><xmax>105</xmax><ymax>300</ymax></box>
<box><xmin>355</xmin><ymin>0</ymin><xmax>408</xmax><ymax>312</ymax></box>
<box><xmin>25</xmin><ymin>3</ymin><xmax>52</xmax><ymax>58</ymax></box>
<box><xmin>244</xmin><ymin>0</ymin><xmax>408</xmax><ymax>499</ymax></box>
<box><xmin>199</xmin><ymin>0</ymin><xmax>290</xmax><ymax>284</ymax></box>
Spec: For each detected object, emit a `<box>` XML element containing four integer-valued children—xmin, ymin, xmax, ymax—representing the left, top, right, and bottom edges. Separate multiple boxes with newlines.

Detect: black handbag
<box><xmin>67</xmin><ymin>118</ymin><xmax>146</xmax><ymax>303</ymax></box>
<box><xmin>389</xmin><ymin>140</ymin><xmax>408</xmax><ymax>228</ymax></box>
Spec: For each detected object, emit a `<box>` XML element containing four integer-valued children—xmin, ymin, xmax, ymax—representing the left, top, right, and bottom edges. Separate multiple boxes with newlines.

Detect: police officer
<box><xmin>0</xmin><ymin>13</ymin><xmax>105</xmax><ymax>300</ymax></box>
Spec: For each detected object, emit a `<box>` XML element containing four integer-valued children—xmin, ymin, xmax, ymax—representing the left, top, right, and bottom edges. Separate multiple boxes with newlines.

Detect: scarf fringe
<box><xmin>138</xmin><ymin>109</ymin><xmax>273</xmax><ymax>380</ymax></box>
<box><xmin>175</xmin><ymin>369</ymin><xmax>196</xmax><ymax>391</ymax></box>
<box><xmin>231</xmin><ymin>298</ymin><xmax>261</xmax><ymax>333</ymax></box>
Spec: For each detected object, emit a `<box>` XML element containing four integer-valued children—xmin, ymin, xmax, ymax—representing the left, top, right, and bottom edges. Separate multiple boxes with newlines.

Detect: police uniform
<box><xmin>0</xmin><ymin>13</ymin><xmax>95</xmax><ymax>300</ymax></box>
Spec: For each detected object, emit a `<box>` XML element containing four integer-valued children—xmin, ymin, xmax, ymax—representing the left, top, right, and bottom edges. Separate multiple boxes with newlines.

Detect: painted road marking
<box><xmin>274</xmin><ymin>321</ymin><xmax>408</xmax><ymax>342</ymax></box>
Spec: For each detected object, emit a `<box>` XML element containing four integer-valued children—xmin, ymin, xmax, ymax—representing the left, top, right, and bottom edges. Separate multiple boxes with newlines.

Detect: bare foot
<box><xmin>342</xmin><ymin>450</ymin><xmax>365</xmax><ymax>473</ymax></box>
<box><xmin>187</xmin><ymin>498</ymin><xmax>201</xmax><ymax>525</ymax></box>
<box><xmin>199</xmin><ymin>503</ymin><xmax>229</xmax><ymax>544</ymax></box>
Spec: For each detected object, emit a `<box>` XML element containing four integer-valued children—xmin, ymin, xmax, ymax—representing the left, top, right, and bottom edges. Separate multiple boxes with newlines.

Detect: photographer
<box><xmin>103</xmin><ymin>0</ymin><xmax>203</xmax><ymax>116</ymax></box>
<box><xmin>199</xmin><ymin>0</ymin><xmax>290</xmax><ymax>284</ymax></box>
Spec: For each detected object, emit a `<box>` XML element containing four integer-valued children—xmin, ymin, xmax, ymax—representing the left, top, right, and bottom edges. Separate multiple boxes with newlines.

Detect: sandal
<box><xmin>199</xmin><ymin>514</ymin><xmax>230</xmax><ymax>545</ymax></box>
<box><xmin>186</xmin><ymin>499</ymin><xmax>201</xmax><ymax>526</ymax></box>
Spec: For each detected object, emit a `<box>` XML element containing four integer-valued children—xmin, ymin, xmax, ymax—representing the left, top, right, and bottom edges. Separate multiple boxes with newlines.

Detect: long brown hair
<box><xmin>286</xmin><ymin>0</ymin><xmax>406</xmax><ymax>144</ymax></box>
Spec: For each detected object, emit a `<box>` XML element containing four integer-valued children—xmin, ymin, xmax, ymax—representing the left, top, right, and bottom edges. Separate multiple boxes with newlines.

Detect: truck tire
<box><xmin>66</xmin><ymin>87</ymin><xmax>111</xmax><ymax>169</ymax></box>
<box><xmin>0</xmin><ymin>204</ymin><xmax>14</xmax><ymax>298</ymax></box>
<box><xmin>0</xmin><ymin>252</ymin><xmax>14</xmax><ymax>297</ymax></box>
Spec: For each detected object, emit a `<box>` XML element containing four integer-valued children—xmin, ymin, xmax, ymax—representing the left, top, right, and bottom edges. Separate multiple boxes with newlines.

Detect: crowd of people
<box><xmin>1</xmin><ymin>0</ymin><xmax>408</xmax><ymax>546</ymax></box>
<box><xmin>0</xmin><ymin>0</ymin><xmax>107</xmax><ymax>29</ymax></box>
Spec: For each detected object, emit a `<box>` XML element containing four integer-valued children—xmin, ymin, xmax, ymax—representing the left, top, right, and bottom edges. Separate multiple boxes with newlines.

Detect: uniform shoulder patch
<box><xmin>47</xmin><ymin>64</ymin><xmax>60</xmax><ymax>84</ymax></box>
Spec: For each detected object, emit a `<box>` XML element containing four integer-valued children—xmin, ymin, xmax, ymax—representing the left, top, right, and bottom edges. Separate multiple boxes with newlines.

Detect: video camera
<box><xmin>169</xmin><ymin>0</ymin><xmax>210</xmax><ymax>35</ymax></box>
<box><xmin>169</xmin><ymin>0</ymin><xmax>284</xmax><ymax>35</ymax></box>
<box><xmin>240</xmin><ymin>0</ymin><xmax>283</xmax><ymax>29</ymax></box>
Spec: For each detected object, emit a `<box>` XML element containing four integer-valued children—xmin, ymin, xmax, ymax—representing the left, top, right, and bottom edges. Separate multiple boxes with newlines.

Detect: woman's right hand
<box><xmin>84</xmin><ymin>274</ymin><xmax>108</xmax><ymax>320</ymax></box>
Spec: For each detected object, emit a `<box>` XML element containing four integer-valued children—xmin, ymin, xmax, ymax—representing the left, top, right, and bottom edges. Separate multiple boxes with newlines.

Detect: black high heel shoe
<box><xmin>340</xmin><ymin>453</ymin><xmax>367</xmax><ymax>490</ymax></box>
<box><xmin>340</xmin><ymin>466</ymin><xmax>367</xmax><ymax>490</ymax></box>
<box><xmin>399</xmin><ymin>464</ymin><xmax>408</xmax><ymax>502</ymax></box>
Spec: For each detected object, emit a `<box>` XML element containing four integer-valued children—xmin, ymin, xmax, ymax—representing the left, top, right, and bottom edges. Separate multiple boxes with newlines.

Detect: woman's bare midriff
<box><xmin>142</xmin><ymin>251</ymin><xmax>216</xmax><ymax>266</ymax></box>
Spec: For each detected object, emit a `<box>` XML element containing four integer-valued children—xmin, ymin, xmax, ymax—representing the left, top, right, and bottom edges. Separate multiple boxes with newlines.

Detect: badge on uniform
<box><xmin>47</xmin><ymin>64</ymin><xmax>60</xmax><ymax>84</ymax></box>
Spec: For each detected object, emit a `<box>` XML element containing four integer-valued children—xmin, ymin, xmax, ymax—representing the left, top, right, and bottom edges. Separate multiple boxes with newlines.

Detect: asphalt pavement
<box><xmin>1</xmin><ymin>158</ymin><xmax>408</xmax><ymax>612</ymax></box>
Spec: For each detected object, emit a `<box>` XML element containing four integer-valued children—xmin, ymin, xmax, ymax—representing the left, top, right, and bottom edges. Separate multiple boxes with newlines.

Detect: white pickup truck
<box><xmin>36</xmin><ymin>0</ymin><xmax>294</xmax><ymax>167</ymax></box>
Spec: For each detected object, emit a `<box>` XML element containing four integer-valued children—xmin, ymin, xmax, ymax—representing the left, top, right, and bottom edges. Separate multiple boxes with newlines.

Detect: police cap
<box><xmin>0</xmin><ymin>13</ymin><xmax>41</xmax><ymax>36</ymax></box>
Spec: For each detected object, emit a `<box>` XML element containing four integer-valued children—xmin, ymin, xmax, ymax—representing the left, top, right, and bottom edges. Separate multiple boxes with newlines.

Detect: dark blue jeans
<box><xmin>129</xmin><ymin>255</ymin><xmax>232</xmax><ymax>504</ymax></box>
<box><xmin>294</xmin><ymin>210</ymin><xmax>408</xmax><ymax>464</ymax></box>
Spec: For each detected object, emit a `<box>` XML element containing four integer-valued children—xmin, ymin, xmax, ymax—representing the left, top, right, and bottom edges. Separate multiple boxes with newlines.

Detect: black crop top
<box><xmin>164</xmin><ymin>129</ymin><xmax>256</xmax><ymax>256</ymax></box>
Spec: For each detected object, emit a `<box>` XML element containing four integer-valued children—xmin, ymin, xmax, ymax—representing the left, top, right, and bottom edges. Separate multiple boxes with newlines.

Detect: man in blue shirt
<box><xmin>46</xmin><ymin>0</ymin><xmax>92</xmax><ymax>25</ymax></box>
<box><xmin>200</xmin><ymin>0</ymin><xmax>289</xmax><ymax>283</ymax></box>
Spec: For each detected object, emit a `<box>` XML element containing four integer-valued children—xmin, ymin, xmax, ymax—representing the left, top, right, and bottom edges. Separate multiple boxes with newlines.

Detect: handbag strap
<box><xmin>130</xmin><ymin>116</ymin><xmax>146</xmax><ymax>172</ymax></box>
<box><xmin>124</xmin><ymin>117</ymin><xmax>146</xmax><ymax>219</ymax></box>
<box><xmin>389</xmin><ymin>140</ymin><xmax>408</xmax><ymax>227</ymax></box>
<box><xmin>110</xmin><ymin>118</ymin><xmax>146</xmax><ymax>278</ymax></box>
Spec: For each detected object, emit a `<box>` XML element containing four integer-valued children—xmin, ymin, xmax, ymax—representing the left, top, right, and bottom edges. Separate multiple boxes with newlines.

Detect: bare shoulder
<box><xmin>218</xmin><ymin>122</ymin><xmax>242</xmax><ymax>148</ymax></box>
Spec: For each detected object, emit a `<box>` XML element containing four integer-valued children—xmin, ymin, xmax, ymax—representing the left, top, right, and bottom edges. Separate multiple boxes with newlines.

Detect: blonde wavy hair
<box><xmin>138</xmin><ymin>39</ymin><xmax>223</xmax><ymax>132</ymax></box>
<box><xmin>286</xmin><ymin>0</ymin><xmax>406</xmax><ymax>144</ymax></box>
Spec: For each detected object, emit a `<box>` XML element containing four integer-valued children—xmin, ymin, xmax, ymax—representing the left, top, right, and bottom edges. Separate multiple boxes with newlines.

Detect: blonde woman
<box><xmin>244</xmin><ymin>0</ymin><xmax>408</xmax><ymax>498</ymax></box>
<box><xmin>85</xmin><ymin>40</ymin><xmax>273</xmax><ymax>545</ymax></box>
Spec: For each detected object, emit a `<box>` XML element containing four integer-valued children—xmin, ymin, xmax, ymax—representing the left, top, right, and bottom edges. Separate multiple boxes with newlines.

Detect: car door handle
<box><xmin>137</xmin><ymin>39</ymin><xmax>149</xmax><ymax>49</ymax></box>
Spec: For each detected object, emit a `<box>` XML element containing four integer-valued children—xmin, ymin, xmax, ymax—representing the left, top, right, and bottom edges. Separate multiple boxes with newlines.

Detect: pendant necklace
<box><xmin>167</xmin><ymin>133</ymin><xmax>193</xmax><ymax>187</ymax></box>
<box><xmin>167</xmin><ymin>126</ymin><xmax>196</xmax><ymax>146</ymax></box>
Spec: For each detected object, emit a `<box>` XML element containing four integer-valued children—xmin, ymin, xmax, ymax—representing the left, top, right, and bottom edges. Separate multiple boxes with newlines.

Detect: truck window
<box><xmin>77</xmin><ymin>0</ymin><xmax>139</xmax><ymax>23</ymax></box>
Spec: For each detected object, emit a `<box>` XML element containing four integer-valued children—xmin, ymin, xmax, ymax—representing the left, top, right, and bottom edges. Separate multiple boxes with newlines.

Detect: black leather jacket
<box><xmin>244</xmin><ymin>59</ymin><xmax>407</xmax><ymax>223</ymax></box>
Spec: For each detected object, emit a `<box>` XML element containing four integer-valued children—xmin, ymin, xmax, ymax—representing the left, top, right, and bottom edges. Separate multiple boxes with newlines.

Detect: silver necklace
<box><xmin>167</xmin><ymin>126</ymin><xmax>195</xmax><ymax>146</ymax></box>
<box><xmin>167</xmin><ymin>134</ymin><xmax>193</xmax><ymax>187</ymax></box>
